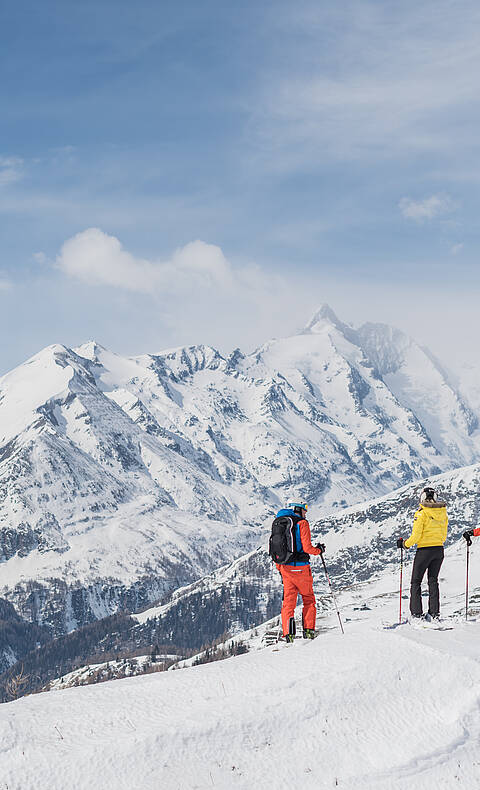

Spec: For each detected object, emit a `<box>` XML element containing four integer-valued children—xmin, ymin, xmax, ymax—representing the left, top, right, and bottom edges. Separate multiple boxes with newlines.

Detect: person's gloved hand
<box><xmin>396</xmin><ymin>538</ymin><xmax>405</xmax><ymax>549</ymax></box>
<box><xmin>463</xmin><ymin>530</ymin><xmax>474</xmax><ymax>546</ymax></box>
<box><xmin>315</xmin><ymin>543</ymin><xmax>326</xmax><ymax>554</ymax></box>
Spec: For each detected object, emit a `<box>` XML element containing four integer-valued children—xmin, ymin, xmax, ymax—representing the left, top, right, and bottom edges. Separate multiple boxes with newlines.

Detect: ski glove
<box><xmin>396</xmin><ymin>538</ymin><xmax>405</xmax><ymax>549</ymax></box>
<box><xmin>315</xmin><ymin>543</ymin><xmax>326</xmax><ymax>554</ymax></box>
<box><xmin>463</xmin><ymin>530</ymin><xmax>474</xmax><ymax>546</ymax></box>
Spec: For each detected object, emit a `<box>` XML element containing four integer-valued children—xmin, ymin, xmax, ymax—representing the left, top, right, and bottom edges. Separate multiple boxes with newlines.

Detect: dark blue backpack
<box><xmin>268</xmin><ymin>515</ymin><xmax>296</xmax><ymax>564</ymax></box>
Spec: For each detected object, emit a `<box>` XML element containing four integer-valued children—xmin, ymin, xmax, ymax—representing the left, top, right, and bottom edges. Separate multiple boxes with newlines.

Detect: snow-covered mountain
<box><xmin>0</xmin><ymin>305</ymin><xmax>479</xmax><ymax>635</ymax></box>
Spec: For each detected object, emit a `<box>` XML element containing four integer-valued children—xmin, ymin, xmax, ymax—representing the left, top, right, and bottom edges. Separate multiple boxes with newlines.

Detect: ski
<box><xmin>382</xmin><ymin>619</ymin><xmax>453</xmax><ymax>631</ymax></box>
<box><xmin>382</xmin><ymin>621</ymin><xmax>408</xmax><ymax>630</ymax></box>
<box><xmin>408</xmin><ymin>620</ymin><xmax>454</xmax><ymax>631</ymax></box>
<box><xmin>263</xmin><ymin>628</ymin><xmax>320</xmax><ymax>646</ymax></box>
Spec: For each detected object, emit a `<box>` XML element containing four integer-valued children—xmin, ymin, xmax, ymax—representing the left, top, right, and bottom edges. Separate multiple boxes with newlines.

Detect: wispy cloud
<box><xmin>450</xmin><ymin>243</ymin><xmax>464</xmax><ymax>255</ymax></box>
<box><xmin>398</xmin><ymin>194</ymin><xmax>456</xmax><ymax>223</ymax></box>
<box><xmin>251</xmin><ymin>2</ymin><xmax>480</xmax><ymax>168</ymax></box>
<box><xmin>0</xmin><ymin>157</ymin><xmax>24</xmax><ymax>186</ymax></box>
<box><xmin>32</xmin><ymin>251</ymin><xmax>48</xmax><ymax>265</ymax></box>
<box><xmin>0</xmin><ymin>275</ymin><xmax>12</xmax><ymax>291</ymax></box>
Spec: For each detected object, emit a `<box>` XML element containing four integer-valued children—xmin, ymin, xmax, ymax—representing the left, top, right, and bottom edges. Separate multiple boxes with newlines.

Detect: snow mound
<box><xmin>2</xmin><ymin>609</ymin><xmax>479</xmax><ymax>789</ymax></box>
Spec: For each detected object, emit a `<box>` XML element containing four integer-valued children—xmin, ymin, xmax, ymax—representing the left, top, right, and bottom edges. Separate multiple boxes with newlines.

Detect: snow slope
<box><xmin>2</xmin><ymin>546</ymin><xmax>479</xmax><ymax>790</ymax></box>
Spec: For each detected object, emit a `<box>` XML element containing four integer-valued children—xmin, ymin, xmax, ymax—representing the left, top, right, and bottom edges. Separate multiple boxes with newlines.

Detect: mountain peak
<box><xmin>302</xmin><ymin>304</ymin><xmax>358</xmax><ymax>346</ymax></box>
<box><xmin>75</xmin><ymin>340</ymin><xmax>108</xmax><ymax>362</ymax></box>
<box><xmin>304</xmin><ymin>304</ymin><xmax>340</xmax><ymax>332</ymax></box>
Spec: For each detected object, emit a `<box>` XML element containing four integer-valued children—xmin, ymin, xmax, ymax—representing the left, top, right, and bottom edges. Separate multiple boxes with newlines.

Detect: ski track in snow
<box><xmin>1</xmin><ymin>603</ymin><xmax>479</xmax><ymax>790</ymax></box>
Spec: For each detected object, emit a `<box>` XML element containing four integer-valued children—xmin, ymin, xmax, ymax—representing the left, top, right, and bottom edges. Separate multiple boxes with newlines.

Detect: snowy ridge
<box><xmin>48</xmin><ymin>653</ymin><xmax>179</xmax><ymax>691</ymax></box>
<box><xmin>2</xmin><ymin>559</ymin><xmax>480</xmax><ymax>789</ymax></box>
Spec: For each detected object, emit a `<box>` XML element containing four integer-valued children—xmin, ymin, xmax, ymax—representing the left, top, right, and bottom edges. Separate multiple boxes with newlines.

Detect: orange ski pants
<box><xmin>279</xmin><ymin>564</ymin><xmax>316</xmax><ymax>635</ymax></box>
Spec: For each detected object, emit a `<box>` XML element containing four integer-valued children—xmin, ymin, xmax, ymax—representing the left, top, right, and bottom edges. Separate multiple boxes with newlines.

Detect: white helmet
<box><xmin>287</xmin><ymin>501</ymin><xmax>308</xmax><ymax>514</ymax></box>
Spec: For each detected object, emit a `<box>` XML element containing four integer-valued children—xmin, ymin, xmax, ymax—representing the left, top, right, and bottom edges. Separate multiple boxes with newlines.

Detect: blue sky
<box><xmin>1</xmin><ymin>0</ymin><xmax>480</xmax><ymax>374</ymax></box>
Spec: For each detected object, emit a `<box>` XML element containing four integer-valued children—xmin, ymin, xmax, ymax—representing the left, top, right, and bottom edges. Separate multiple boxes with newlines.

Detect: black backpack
<box><xmin>269</xmin><ymin>515</ymin><xmax>297</xmax><ymax>564</ymax></box>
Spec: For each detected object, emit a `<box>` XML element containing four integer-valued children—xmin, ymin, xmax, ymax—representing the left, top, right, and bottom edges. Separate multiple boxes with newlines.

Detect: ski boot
<box><xmin>285</xmin><ymin>634</ymin><xmax>295</xmax><ymax>643</ymax></box>
<box><xmin>303</xmin><ymin>629</ymin><xmax>315</xmax><ymax>640</ymax></box>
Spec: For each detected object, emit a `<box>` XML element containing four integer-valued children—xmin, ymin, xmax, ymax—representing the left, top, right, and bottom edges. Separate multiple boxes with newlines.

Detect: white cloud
<box><xmin>450</xmin><ymin>243</ymin><xmax>464</xmax><ymax>255</ymax></box>
<box><xmin>55</xmin><ymin>229</ymin><xmax>292</xmax><ymax>347</ymax></box>
<box><xmin>56</xmin><ymin>228</ymin><xmax>238</xmax><ymax>294</ymax></box>
<box><xmin>0</xmin><ymin>157</ymin><xmax>24</xmax><ymax>186</ymax></box>
<box><xmin>398</xmin><ymin>194</ymin><xmax>455</xmax><ymax>222</ymax></box>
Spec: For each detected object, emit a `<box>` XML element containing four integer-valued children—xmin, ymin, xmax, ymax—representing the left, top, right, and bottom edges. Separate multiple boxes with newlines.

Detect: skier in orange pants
<box><xmin>272</xmin><ymin>502</ymin><xmax>325</xmax><ymax>641</ymax></box>
<box><xmin>279</xmin><ymin>564</ymin><xmax>317</xmax><ymax>636</ymax></box>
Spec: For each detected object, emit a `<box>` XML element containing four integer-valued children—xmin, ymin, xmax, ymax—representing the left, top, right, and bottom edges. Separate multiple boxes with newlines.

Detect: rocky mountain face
<box><xmin>0</xmin><ymin>305</ymin><xmax>479</xmax><ymax>645</ymax></box>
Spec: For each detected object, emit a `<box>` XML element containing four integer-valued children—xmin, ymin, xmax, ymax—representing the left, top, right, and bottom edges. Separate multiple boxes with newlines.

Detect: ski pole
<box><xmin>466</xmin><ymin>538</ymin><xmax>470</xmax><ymax>622</ymax></box>
<box><xmin>321</xmin><ymin>554</ymin><xmax>344</xmax><ymax>634</ymax></box>
<box><xmin>399</xmin><ymin>545</ymin><xmax>404</xmax><ymax>624</ymax></box>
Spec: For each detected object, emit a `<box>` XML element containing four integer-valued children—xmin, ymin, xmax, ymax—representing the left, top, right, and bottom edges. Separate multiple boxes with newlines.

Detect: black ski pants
<box><xmin>410</xmin><ymin>546</ymin><xmax>444</xmax><ymax>617</ymax></box>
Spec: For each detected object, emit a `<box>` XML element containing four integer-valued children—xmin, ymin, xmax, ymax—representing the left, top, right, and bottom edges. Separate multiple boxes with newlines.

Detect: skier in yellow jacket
<box><xmin>397</xmin><ymin>487</ymin><xmax>448</xmax><ymax>621</ymax></box>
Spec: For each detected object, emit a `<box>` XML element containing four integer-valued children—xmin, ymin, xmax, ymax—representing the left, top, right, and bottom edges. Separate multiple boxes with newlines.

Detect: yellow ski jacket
<box><xmin>404</xmin><ymin>502</ymin><xmax>448</xmax><ymax>549</ymax></box>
